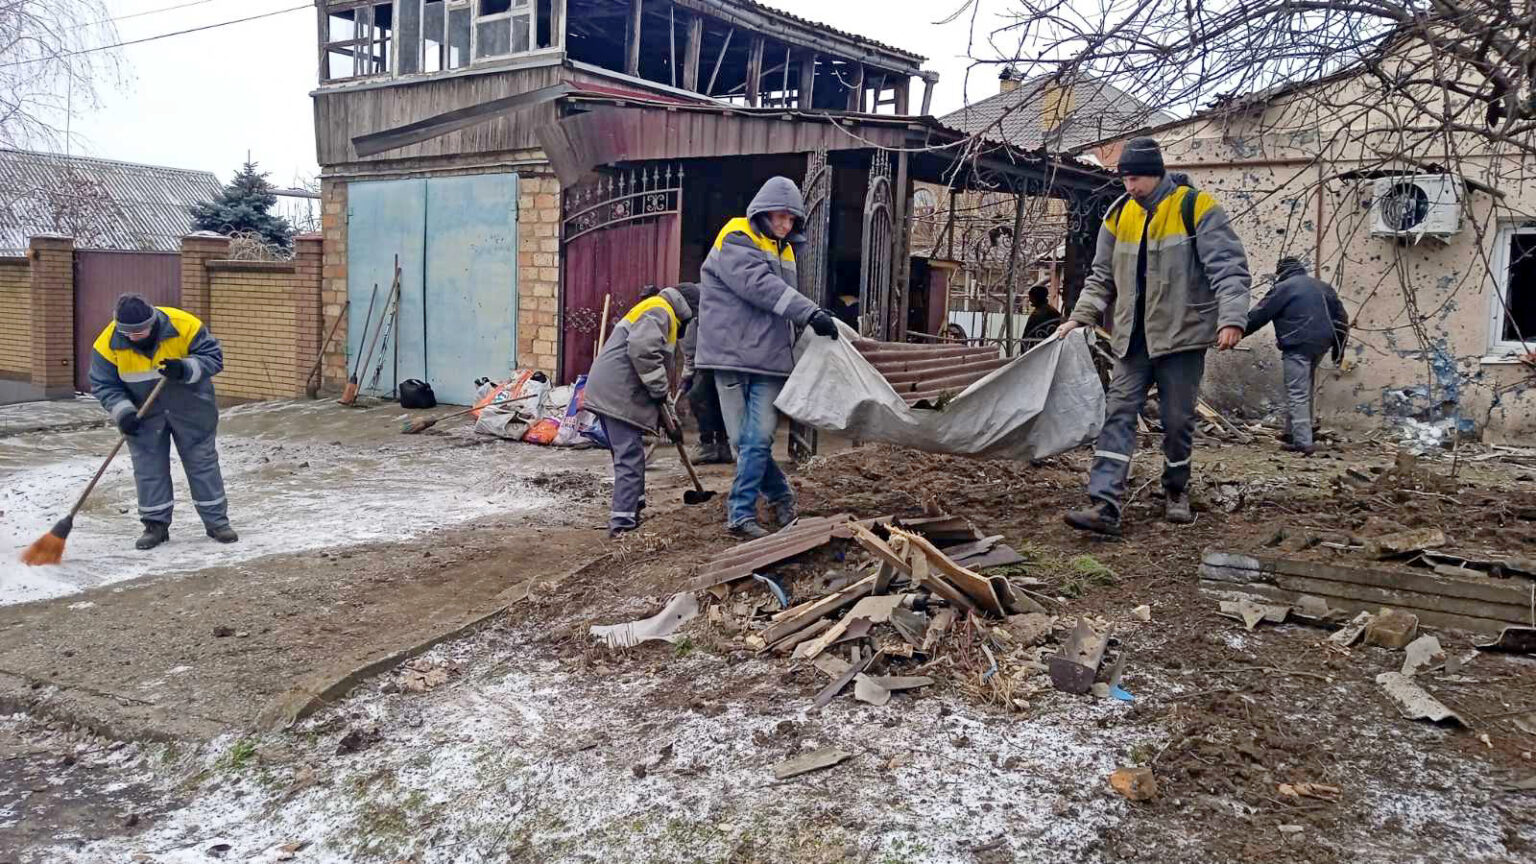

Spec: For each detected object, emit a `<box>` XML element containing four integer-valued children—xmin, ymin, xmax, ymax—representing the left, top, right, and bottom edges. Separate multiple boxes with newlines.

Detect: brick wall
<box><xmin>29</xmin><ymin>236</ymin><xmax>74</xmax><ymax>397</ymax></box>
<box><xmin>318</xmin><ymin>157</ymin><xmax>561</xmax><ymax>394</ymax></box>
<box><xmin>181</xmin><ymin>233</ymin><xmax>232</xmax><ymax>320</ymax></box>
<box><xmin>205</xmin><ymin>236</ymin><xmax>323</xmax><ymax>400</ymax></box>
<box><xmin>0</xmin><ymin>256</ymin><xmax>30</xmax><ymax>378</ymax></box>
<box><xmin>516</xmin><ymin>172</ymin><xmax>561</xmax><ymax>374</ymax></box>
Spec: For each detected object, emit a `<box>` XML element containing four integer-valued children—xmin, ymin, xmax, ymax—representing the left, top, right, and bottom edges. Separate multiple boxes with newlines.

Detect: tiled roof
<box><xmin>725</xmin><ymin>0</ymin><xmax>924</xmax><ymax>64</ymax></box>
<box><xmin>940</xmin><ymin>75</ymin><xmax>1176</xmax><ymax>151</ymax></box>
<box><xmin>0</xmin><ymin>149</ymin><xmax>221</xmax><ymax>254</ymax></box>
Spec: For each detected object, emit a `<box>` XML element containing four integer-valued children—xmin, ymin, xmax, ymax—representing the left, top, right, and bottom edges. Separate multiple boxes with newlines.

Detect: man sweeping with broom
<box><xmin>88</xmin><ymin>293</ymin><xmax>237</xmax><ymax>550</ymax></box>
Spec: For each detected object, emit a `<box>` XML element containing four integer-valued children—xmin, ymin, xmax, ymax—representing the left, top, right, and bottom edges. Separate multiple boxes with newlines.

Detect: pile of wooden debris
<box><xmin>691</xmin><ymin>512</ymin><xmax>1125</xmax><ymax>710</ymax></box>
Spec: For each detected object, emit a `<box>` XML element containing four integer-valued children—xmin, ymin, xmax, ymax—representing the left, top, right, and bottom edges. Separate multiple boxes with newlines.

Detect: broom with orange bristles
<box><xmin>21</xmin><ymin>378</ymin><xmax>168</xmax><ymax>566</ymax></box>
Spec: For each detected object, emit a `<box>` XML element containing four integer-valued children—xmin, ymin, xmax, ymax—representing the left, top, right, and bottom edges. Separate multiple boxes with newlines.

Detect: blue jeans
<box><xmin>714</xmin><ymin>371</ymin><xmax>794</xmax><ymax>528</ymax></box>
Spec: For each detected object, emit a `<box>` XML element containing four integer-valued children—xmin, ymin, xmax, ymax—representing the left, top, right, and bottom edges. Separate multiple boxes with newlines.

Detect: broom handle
<box><xmin>68</xmin><ymin>378</ymin><xmax>170</xmax><ymax>519</ymax></box>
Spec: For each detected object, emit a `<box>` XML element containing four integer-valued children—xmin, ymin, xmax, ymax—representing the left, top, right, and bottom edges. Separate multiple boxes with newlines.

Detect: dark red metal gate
<box><xmin>74</xmin><ymin>250</ymin><xmax>181</xmax><ymax>392</ymax></box>
<box><xmin>560</xmin><ymin>166</ymin><xmax>682</xmax><ymax>383</ymax></box>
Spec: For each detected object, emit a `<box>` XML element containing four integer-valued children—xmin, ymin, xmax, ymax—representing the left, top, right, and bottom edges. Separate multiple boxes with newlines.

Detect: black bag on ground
<box><xmin>399</xmin><ymin>378</ymin><xmax>437</xmax><ymax>409</ymax></box>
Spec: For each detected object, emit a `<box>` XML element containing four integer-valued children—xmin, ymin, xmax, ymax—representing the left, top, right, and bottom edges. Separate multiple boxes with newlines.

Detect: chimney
<box><xmin>999</xmin><ymin>68</ymin><xmax>1020</xmax><ymax>94</ymax></box>
<box><xmin>1042</xmin><ymin>80</ymin><xmax>1074</xmax><ymax>131</ymax></box>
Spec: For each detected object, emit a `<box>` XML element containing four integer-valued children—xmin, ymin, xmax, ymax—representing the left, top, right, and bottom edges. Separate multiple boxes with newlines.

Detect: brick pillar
<box><xmin>515</xmin><ymin>172</ymin><xmax>562</xmax><ymax>377</ymax></box>
<box><xmin>292</xmin><ymin>234</ymin><xmax>324</xmax><ymax>394</ymax></box>
<box><xmin>29</xmin><ymin>235</ymin><xmax>75</xmax><ymax>397</ymax></box>
<box><xmin>180</xmin><ymin>232</ymin><xmax>231</xmax><ymax>321</ymax></box>
<box><xmin>319</xmin><ymin>178</ymin><xmax>349</xmax><ymax>394</ymax></box>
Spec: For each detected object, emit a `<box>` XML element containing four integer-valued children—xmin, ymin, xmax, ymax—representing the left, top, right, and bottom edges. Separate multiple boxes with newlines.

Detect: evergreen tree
<box><xmin>191</xmin><ymin>161</ymin><xmax>294</xmax><ymax>250</ymax></box>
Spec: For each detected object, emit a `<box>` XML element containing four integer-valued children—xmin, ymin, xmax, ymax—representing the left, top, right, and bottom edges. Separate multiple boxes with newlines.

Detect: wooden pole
<box><xmin>625</xmin><ymin>0</ymin><xmax>644</xmax><ymax>76</ymax></box>
<box><xmin>705</xmin><ymin>27</ymin><xmax>734</xmax><ymax>96</ymax></box>
<box><xmin>668</xmin><ymin>5</ymin><xmax>676</xmax><ymax>88</ymax></box>
<box><xmin>1002</xmin><ymin>191</ymin><xmax>1026</xmax><ymax>356</ymax></box>
<box><xmin>746</xmin><ymin>36</ymin><xmax>764</xmax><ymax>106</ymax></box>
<box><xmin>683</xmin><ymin>15</ymin><xmax>702</xmax><ymax>91</ymax></box>
<box><xmin>894</xmin><ymin>77</ymin><xmax>910</xmax><ymax>115</ymax></box>
<box><xmin>920</xmin><ymin>73</ymin><xmax>936</xmax><ymax>115</ymax></box>
<box><xmin>846</xmin><ymin>62</ymin><xmax>864</xmax><ymax>112</ymax></box>
<box><xmin>892</xmin><ymin>149</ymin><xmax>912</xmax><ymax>339</ymax></box>
<box><xmin>799</xmin><ymin>50</ymin><xmax>817</xmax><ymax>108</ymax></box>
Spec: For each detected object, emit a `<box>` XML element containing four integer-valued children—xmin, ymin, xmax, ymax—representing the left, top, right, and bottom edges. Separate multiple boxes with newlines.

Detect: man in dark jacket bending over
<box><xmin>1244</xmin><ymin>256</ymin><xmax>1350</xmax><ymax>454</ymax></box>
<box><xmin>697</xmin><ymin>177</ymin><xmax>840</xmax><ymax>540</ymax></box>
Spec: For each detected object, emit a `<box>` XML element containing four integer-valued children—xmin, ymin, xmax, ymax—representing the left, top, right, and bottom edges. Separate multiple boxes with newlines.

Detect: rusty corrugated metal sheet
<box><xmin>0</xmin><ymin>149</ymin><xmax>220</xmax><ymax>254</ymax></box>
<box><xmin>688</xmin><ymin>514</ymin><xmax>855</xmax><ymax>591</ymax></box>
<box><xmin>854</xmin><ymin>340</ymin><xmax>1008</xmax><ymax>406</ymax></box>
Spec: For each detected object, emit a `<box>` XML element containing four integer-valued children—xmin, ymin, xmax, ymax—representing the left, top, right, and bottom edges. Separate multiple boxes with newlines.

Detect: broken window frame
<box><xmin>472</xmin><ymin>0</ymin><xmax>536</xmax><ymax>61</ymax></box>
<box><xmin>1488</xmin><ymin>222</ymin><xmax>1536</xmax><ymax>355</ymax></box>
<box><xmin>323</xmin><ymin>0</ymin><xmax>394</xmax><ymax>81</ymax></box>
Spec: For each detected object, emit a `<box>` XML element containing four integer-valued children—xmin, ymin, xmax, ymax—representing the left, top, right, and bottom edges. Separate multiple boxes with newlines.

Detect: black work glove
<box><xmin>116</xmin><ymin>412</ymin><xmax>142</xmax><ymax>436</ymax></box>
<box><xmin>159</xmin><ymin>359</ymin><xmax>191</xmax><ymax>381</ymax></box>
<box><xmin>807</xmin><ymin>309</ymin><xmax>839</xmax><ymax>340</ymax></box>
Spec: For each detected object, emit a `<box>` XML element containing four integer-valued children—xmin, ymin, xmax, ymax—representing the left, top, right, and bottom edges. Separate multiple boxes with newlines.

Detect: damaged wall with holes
<box><xmin>1086</xmin><ymin>69</ymin><xmax>1536</xmax><ymax>442</ymax></box>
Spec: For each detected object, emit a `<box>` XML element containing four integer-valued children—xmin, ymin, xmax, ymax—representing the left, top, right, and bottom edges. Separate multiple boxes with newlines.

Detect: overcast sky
<box><xmin>63</xmin><ymin>0</ymin><xmax>1022</xmax><ymax>185</ymax></box>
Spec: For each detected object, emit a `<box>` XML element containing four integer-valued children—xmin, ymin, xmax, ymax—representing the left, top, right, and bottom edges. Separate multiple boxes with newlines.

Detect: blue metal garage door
<box><xmin>346</xmin><ymin>174</ymin><xmax>519</xmax><ymax>405</ymax></box>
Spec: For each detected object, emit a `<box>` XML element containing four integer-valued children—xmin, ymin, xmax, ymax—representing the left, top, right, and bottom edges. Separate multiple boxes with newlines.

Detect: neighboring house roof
<box><xmin>0</xmin><ymin>149</ymin><xmax>221</xmax><ymax>255</ymax></box>
<box><xmin>940</xmin><ymin>75</ymin><xmax>1177</xmax><ymax>151</ymax></box>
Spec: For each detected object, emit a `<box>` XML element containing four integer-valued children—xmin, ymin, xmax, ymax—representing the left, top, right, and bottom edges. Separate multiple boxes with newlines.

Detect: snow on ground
<box><xmin>28</xmin><ymin>625</ymin><xmax>1146</xmax><ymax>864</ymax></box>
<box><xmin>0</xmin><ymin>399</ymin><xmax>607</xmax><ymax>606</ymax></box>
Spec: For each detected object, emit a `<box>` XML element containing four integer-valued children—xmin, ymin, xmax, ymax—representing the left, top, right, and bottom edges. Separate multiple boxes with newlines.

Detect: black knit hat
<box><xmin>1276</xmin><ymin>256</ymin><xmax>1307</xmax><ymax>278</ymax></box>
<box><xmin>1117</xmin><ymin>137</ymin><xmax>1165</xmax><ymax>177</ymax></box>
<box><xmin>114</xmin><ymin>293</ymin><xmax>156</xmax><ymax>333</ymax></box>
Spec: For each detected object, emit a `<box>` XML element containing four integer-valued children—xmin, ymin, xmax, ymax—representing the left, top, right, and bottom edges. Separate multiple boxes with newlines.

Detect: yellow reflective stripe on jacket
<box><xmin>712</xmin><ymin>216</ymin><xmax>796</xmax><ymax>263</ymax></box>
<box><xmin>623</xmin><ymin>296</ymin><xmax>679</xmax><ymax>344</ymax></box>
<box><xmin>1105</xmin><ymin>187</ymin><xmax>1218</xmax><ymax>244</ymax></box>
<box><xmin>91</xmin><ymin>306</ymin><xmax>203</xmax><ymax>378</ymax></box>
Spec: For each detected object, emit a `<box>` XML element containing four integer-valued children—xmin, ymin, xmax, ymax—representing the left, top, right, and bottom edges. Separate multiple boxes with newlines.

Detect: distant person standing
<box><xmin>1023</xmin><ymin>283</ymin><xmax>1061</xmax><ymax>339</ymax></box>
<box><xmin>1244</xmin><ymin>256</ymin><xmax>1350</xmax><ymax>455</ymax></box>
<box><xmin>1056</xmin><ymin>137</ymin><xmax>1252</xmax><ymax>536</ymax></box>
<box><xmin>90</xmin><ymin>293</ymin><xmax>237</xmax><ymax>550</ymax></box>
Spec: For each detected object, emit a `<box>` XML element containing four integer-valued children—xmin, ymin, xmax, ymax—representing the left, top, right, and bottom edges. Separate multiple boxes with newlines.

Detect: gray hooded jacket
<box><xmin>583</xmin><ymin>286</ymin><xmax>694</xmax><ymax>433</ymax></box>
<box><xmin>696</xmin><ymin>177</ymin><xmax>820</xmax><ymax>377</ymax></box>
<box><xmin>1245</xmin><ymin>262</ymin><xmax>1349</xmax><ymax>353</ymax></box>
<box><xmin>1069</xmin><ymin>173</ymin><xmax>1252</xmax><ymax>358</ymax></box>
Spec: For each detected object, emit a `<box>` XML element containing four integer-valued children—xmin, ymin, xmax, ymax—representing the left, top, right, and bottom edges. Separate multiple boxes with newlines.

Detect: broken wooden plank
<box><xmin>936</xmin><ymin>535</ymin><xmax>1003</xmax><ymax>562</ymax></box>
<box><xmin>799</xmin><ymin>594</ymin><xmax>907</xmax><ymax>661</ymax></box>
<box><xmin>1202</xmin><ymin>551</ymin><xmax>1533</xmax><ymax>611</ymax></box>
<box><xmin>759</xmin><ymin>574</ymin><xmax>877</xmax><ymax>645</ymax></box>
<box><xmin>688</xmin><ymin>515</ymin><xmax>854</xmax><ymax>591</ymax></box>
<box><xmin>773</xmin><ymin>747</ymin><xmax>855</xmax><ymax>780</ymax></box>
<box><xmin>813</xmin><ymin>651</ymin><xmax>877</xmax><ymax>709</ymax></box>
<box><xmin>766</xmin><ymin>617</ymin><xmax>834</xmax><ymax>655</ymax></box>
<box><xmin>888</xmin><ymin>526</ymin><xmax>1007</xmax><ymax>616</ymax></box>
<box><xmin>1049</xmin><ymin>618</ymin><xmax>1108</xmax><ymax>694</ymax></box>
<box><xmin>954</xmin><ymin>545</ymin><xmax>1028</xmax><ymax>571</ymax></box>
<box><xmin>1199</xmin><ymin>581</ymin><xmax>1516</xmax><ymax>635</ymax></box>
<box><xmin>1365</xmin><ymin>528</ymin><xmax>1448</xmax><ymax>560</ymax></box>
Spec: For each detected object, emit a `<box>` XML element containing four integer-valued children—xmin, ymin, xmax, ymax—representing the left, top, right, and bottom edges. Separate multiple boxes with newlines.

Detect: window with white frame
<box><xmin>1490</xmin><ymin>223</ymin><xmax>1536</xmax><ymax>354</ymax></box>
<box><xmin>323</xmin><ymin>1</ymin><xmax>394</xmax><ymax>81</ymax></box>
<box><xmin>323</xmin><ymin>0</ymin><xmax>556</xmax><ymax>82</ymax></box>
<box><xmin>474</xmin><ymin>0</ymin><xmax>534</xmax><ymax>59</ymax></box>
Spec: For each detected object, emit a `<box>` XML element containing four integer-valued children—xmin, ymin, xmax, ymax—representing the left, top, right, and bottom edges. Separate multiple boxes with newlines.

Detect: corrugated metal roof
<box><xmin>0</xmin><ymin>149</ymin><xmax>221</xmax><ymax>254</ymax></box>
<box><xmin>854</xmin><ymin>340</ymin><xmax>1008</xmax><ymax>406</ymax></box>
<box><xmin>940</xmin><ymin>75</ymin><xmax>1177</xmax><ymax>152</ymax></box>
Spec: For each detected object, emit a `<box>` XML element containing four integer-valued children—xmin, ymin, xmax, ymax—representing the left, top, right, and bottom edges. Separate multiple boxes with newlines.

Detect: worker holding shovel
<box><xmin>88</xmin><ymin>293</ymin><xmax>237</xmax><ymax>550</ymax></box>
<box><xmin>584</xmin><ymin>284</ymin><xmax>702</xmax><ymax>538</ymax></box>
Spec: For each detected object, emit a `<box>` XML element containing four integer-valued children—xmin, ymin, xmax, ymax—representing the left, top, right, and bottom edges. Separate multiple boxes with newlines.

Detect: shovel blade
<box><xmin>683</xmin><ymin>490</ymin><xmax>717</xmax><ymax>505</ymax></box>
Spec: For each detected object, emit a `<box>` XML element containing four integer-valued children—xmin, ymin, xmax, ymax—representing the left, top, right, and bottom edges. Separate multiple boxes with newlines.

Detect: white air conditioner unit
<box><xmin>1369</xmin><ymin>174</ymin><xmax>1463</xmax><ymax>241</ymax></box>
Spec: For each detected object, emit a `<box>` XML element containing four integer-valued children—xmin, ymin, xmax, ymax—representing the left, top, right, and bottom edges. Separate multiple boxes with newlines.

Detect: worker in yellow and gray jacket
<box><xmin>89</xmin><ymin>293</ymin><xmax>237</xmax><ymax>550</ymax></box>
<box><xmin>584</xmin><ymin>284</ymin><xmax>701</xmax><ymax>537</ymax></box>
<box><xmin>1056</xmin><ymin>137</ymin><xmax>1252</xmax><ymax>536</ymax></box>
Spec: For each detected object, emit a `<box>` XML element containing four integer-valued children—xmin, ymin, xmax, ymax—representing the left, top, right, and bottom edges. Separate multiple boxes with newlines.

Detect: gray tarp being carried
<box><xmin>775</xmin><ymin>325</ymin><xmax>1105</xmax><ymax>461</ymax></box>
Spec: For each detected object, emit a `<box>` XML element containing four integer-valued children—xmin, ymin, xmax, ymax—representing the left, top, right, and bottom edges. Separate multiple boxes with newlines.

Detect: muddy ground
<box><xmin>3</xmin><ymin>426</ymin><xmax>1535</xmax><ymax>863</ymax></box>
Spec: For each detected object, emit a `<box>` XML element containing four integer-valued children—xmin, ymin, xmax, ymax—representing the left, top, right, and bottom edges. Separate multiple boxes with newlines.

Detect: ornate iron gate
<box><xmin>789</xmin><ymin>148</ymin><xmax>832</xmax><ymax>460</ymax></box>
<box><xmin>560</xmin><ymin>164</ymin><xmax>683</xmax><ymax>382</ymax></box>
<box><xmin>859</xmin><ymin>150</ymin><xmax>895</xmax><ymax>340</ymax></box>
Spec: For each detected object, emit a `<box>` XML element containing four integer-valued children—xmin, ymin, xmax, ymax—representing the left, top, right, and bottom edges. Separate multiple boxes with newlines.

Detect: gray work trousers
<box><xmin>1282</xmin><ymin>347</ymin><xmax>1326</xmax><ymax>448</ymax></box>
<box><xmin>127</xmin><ymin>412</ymin><xmax>230</xmax><ymax>529</ymax></box>
<box><xmin>601</xmin><ymin>416</ymin><xmax>647</xmax><ymax>531</ymax></box>
<box><xmin>1087</xmin><ymin>345</ymin><xmax>1206</xmax><ymax>517</ymax></box>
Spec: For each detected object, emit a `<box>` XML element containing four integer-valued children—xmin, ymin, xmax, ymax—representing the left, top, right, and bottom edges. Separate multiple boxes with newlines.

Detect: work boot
<box><xmin>1280</xmin><ymin>441</ymin><xmax>1316</xmax><ymax>456</ymax></box>
<box><xmin>135</xmin><ymin>521</ymin><xmax>170</xmax><ymax>551</ymax></box>
<box><xmin>728</xmin><ymin>521</ymin><xmax>771</xmax><ymax>541</ymax></box>
<box><xmin>1165</xmin><ymin>492</ymin><xmax>1194</xmax><ymax>524</ymax></box>
<box><xmin>702</xmin><ymin>439</ymin><xmax>735</xmax><ymax>465</ymax></box>
<box><xmin>206</xmin><ymin>524</ymin><xmax>239</xmax><ymax>544</ymax></box>
<box><xmin>1063</xmin><ymin>503</ymin><xmax>1121</xmax><ymax>537</ymax></box>
<box><xmin>772</xmin><ymin>498</ymin><xmax>799</xmax><ymax>527</ymax></box>
<box><xmin>608</xmin><ymin>525</ymin><xmax>636</xmax><ymax>540</ymax></box>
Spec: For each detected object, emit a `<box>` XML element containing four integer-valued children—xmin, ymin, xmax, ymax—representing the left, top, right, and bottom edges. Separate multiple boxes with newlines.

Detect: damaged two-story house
<box><xmin>311</xmin><ymin>0</ymin><xmax>1113</xmax><ymax>404</ymax></box>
